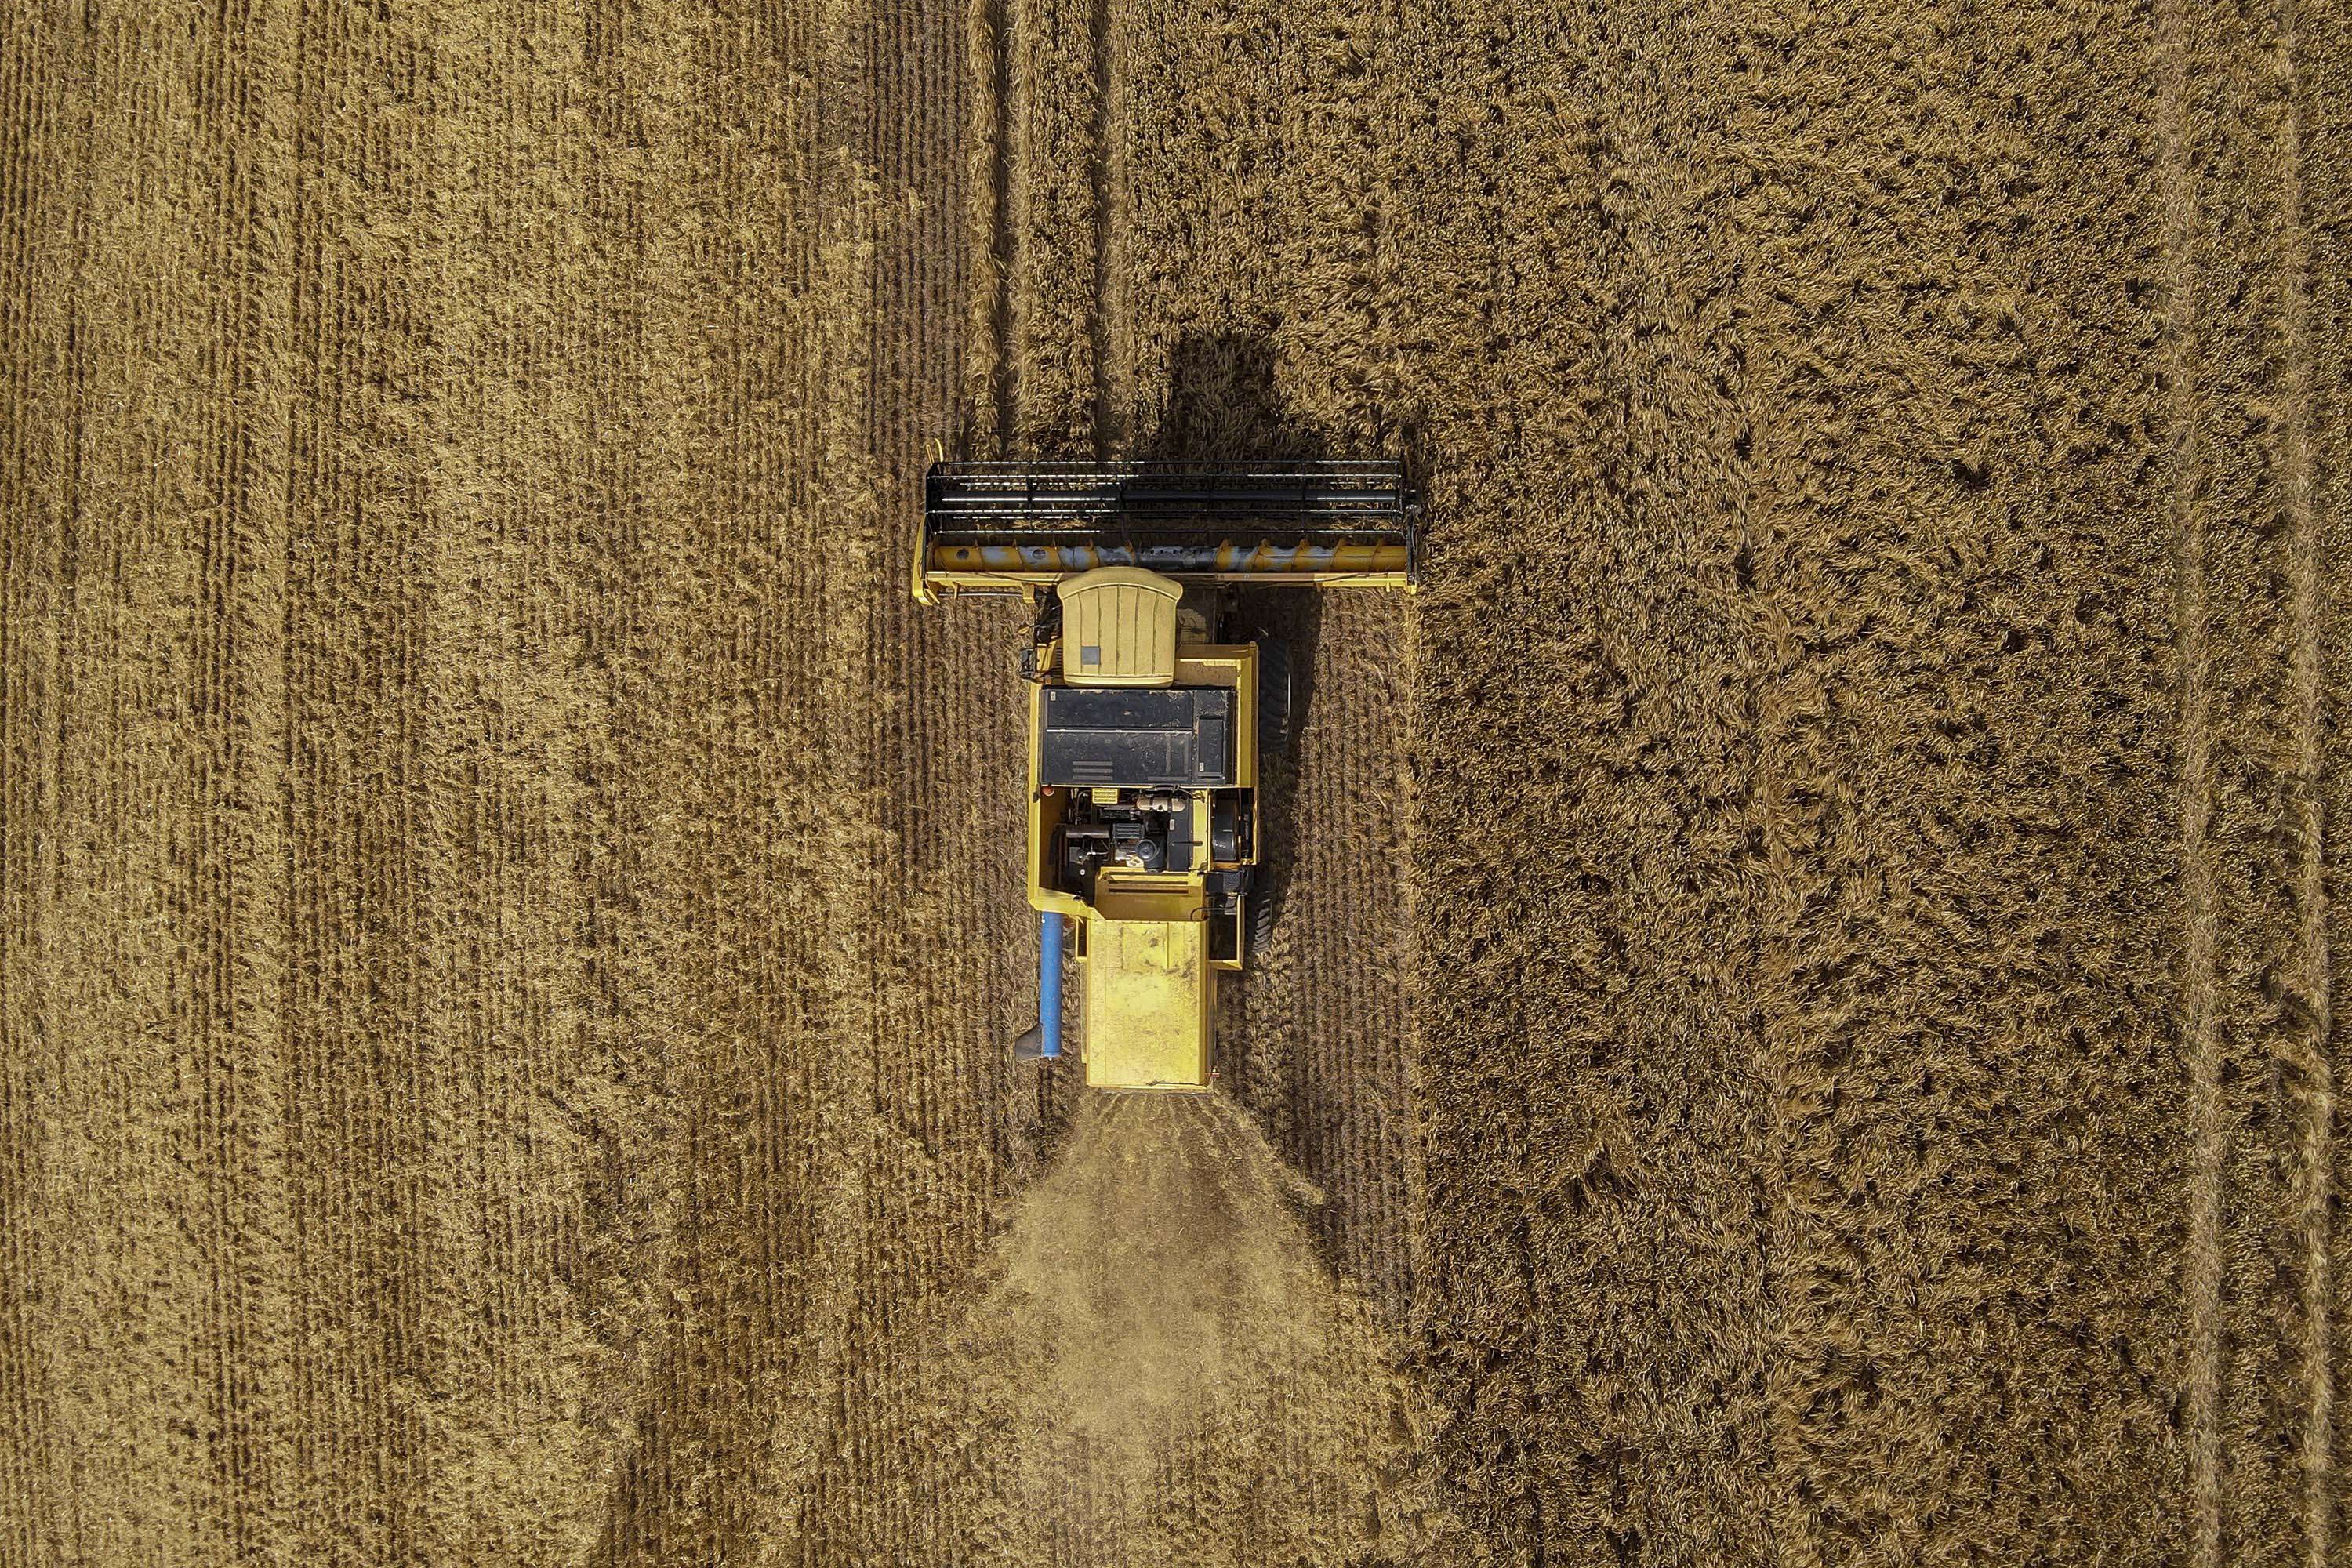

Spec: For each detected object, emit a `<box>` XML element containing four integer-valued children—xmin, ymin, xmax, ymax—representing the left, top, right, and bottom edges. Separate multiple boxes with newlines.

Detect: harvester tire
<box><xmin>1258</xmin><ymin>639</ymin><xmax>1294</xmax><ymax>760</ymax></box>
<box><xmin>1249</xmin><ymin>888</ymin><xmax>1278</xmax><ymax>956</ymax></box>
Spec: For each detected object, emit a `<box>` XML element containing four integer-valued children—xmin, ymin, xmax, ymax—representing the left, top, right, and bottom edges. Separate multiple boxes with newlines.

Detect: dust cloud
<box><xmin>931</xmin><ymin>1092</ymin><xmax>1452</xmax><ymax>1565</ymax></box>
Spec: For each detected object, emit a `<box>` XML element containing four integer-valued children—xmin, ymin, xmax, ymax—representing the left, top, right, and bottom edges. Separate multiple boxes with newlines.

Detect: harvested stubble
<box><xmin>5</xmin><ymin>0</ymin><xmax>2351</xmax><ymax>1566</ymax></box>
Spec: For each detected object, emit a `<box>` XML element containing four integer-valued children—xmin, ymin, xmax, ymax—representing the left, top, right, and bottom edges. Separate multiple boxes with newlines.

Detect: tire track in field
<box><xmin>2161</xmin><ymin>2</ymin><xmax>2345</xmax><ymax>1562</ymax></box>
<box><xmin>2164</xmin><ymin>0</ymin><xmax>2352</xmax><ymax>1561</ymax></box>
<box><xmin>2268</xmin><ymin>11</ymin><xmax>2336</xmax><ymax>1562</ymax></box>
<box><xmin>2310</xmin><ymin>4</ymin><xmax>2352</xmax><ymax>1554</ymax></box>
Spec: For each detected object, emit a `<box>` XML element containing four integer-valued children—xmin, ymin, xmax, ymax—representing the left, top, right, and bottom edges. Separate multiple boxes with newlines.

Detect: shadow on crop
<box><xmin>1144</xmin><ymin>329</ymin><xmax>1322</xmax><ymax>988</ymax></box>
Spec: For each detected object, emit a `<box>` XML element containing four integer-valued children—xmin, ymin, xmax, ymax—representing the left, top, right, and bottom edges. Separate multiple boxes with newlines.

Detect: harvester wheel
<box><xmin>1248</xmin><ymin>887</ymin><xmax>1278</xmax><ymax>956</ymax></box>
<box><xmin>1258</xmin><ymin>639</ymin><xmax>1294</xmax><ymax>760</ymax></box>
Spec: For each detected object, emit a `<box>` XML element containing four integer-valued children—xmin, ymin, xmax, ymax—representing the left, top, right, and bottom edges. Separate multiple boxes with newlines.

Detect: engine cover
<box><xmin>1039</xmin><ymin>686</ymin><xmax>1236</xmax><ymax>789</ymax></box>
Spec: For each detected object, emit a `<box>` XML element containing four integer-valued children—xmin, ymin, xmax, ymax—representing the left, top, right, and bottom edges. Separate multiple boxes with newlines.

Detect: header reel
<box><xmin>913</xmin><ymin>457</ymin><xmax>1420</xmax><ymax>600</ymax></box>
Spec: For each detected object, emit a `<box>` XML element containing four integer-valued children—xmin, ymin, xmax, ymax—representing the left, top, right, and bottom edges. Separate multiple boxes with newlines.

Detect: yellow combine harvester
<box><xmin>913</xmin><ymin>459</ymin><xmax>1418</xmax><ymax>1091</ymax></box>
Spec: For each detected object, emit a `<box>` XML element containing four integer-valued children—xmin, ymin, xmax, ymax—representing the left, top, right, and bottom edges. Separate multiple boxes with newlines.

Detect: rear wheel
<box><xmin>1248</xmin><ymin>887</ymin><xmax>1278</xmax><ymax>957</ymax></box>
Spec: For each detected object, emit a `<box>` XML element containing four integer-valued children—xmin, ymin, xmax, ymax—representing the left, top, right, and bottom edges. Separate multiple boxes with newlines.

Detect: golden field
<box><xmin>2</xmin><ymin>0</ymin><xmax>2347</xmax><ymax>1562</ymax></box>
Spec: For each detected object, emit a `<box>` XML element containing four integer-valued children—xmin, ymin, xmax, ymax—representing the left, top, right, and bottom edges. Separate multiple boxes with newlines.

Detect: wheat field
<box><xmin>3</xmin><ymin>0</ymin><xmax>2348</xmax><ymax>1563</ymax></box>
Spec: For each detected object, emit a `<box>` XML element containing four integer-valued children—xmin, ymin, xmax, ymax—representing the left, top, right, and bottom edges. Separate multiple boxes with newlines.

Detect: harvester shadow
<box><xmin>1144</xmin><ymin>331</ymin><xmax>1323</xmax><ymax>1011</ymax></box>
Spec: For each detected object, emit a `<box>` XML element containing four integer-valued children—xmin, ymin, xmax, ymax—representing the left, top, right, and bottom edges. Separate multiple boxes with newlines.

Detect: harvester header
<box><xmin>915</xmin><ymin>457</ymin><xmax>1418</xmax><ymax>599</ymax></box>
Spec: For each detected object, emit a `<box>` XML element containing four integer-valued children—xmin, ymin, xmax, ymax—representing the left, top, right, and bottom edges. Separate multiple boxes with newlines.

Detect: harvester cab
<box><xmin>914</xmin><ymin>459</ymin><xmax>1418</xmax><ymax>1091</ymax></box>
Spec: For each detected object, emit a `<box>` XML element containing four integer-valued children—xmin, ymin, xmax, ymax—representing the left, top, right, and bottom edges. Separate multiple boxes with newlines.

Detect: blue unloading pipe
<box><xmin>1036</xmin><ymin>912</ymin><xmax>1064</xmax><ymax>1059</ymax></box>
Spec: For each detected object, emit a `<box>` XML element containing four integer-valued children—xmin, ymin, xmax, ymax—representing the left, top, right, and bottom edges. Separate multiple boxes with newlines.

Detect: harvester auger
<box><xmin>913</xmin><ymin>458</ymin><xmax>1420</xmax><ymax>1091</ymax></box>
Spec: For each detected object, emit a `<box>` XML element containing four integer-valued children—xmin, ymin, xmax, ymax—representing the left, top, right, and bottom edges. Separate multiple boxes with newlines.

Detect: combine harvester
<box><xmin>913</xmin><ymin>459</ymin><xmax>1418</xmax><ymax>1091</ymax></box>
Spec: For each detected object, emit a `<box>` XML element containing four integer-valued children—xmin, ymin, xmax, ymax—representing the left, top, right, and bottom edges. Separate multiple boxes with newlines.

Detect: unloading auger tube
<box><xmin>915</xmin><ymin>456</ymin><xmax>1419</xmax><ymax>1090</ymax></box>
<box><xmin>913</xmin><ymin>458</ymin><xmax>1421</xmax><ymax>599</ymax></box>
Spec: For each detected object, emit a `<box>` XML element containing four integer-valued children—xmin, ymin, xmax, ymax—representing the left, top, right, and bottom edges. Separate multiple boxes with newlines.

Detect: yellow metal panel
<box><xmin>1089</xmin><ymin>870</ymin><xmax>1205</xmax><ymax>923</ymax></box>
<box><xmin>1057</xmin><ymin>567</ymin><xmax>1180</xmax><ymax>685</ymax></box>
<box><xmin>1082</xmin><ymin>919</ymin><xmax>1211</xmax><ymax>1091</ymax></box>
<box><xmin>1172</xmin><ymin>646</ymin><xmax>1256</xmax><ymax>789</ymax></box>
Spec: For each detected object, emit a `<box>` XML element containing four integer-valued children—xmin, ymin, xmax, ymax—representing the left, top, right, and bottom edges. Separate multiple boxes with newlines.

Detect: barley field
<box><xmin>2</xmin><ymin>0</ymin><xmax>2348</xmax><ymax>1563</ymax></box>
